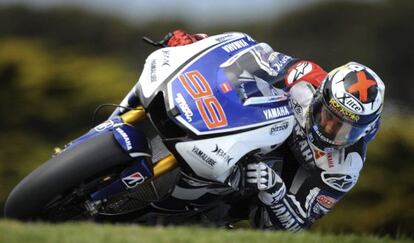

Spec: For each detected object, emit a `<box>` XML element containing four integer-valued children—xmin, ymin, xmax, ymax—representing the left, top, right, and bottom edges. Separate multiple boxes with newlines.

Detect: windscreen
<box><xmin>220</xmin><ymin>43</ymin><xmax>286</xmax><ymax>103</ymax></box>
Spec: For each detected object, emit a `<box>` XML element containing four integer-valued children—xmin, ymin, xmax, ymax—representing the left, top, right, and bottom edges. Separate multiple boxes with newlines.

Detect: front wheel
<box><xmin>4</xmin><ymin>132</ymin><xmax>134</xmax><ymax>221</ymax></box>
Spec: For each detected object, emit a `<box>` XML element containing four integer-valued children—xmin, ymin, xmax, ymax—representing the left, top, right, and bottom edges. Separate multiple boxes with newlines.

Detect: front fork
<box><xmin>88</xmin><ymin>106</ymin><xmax>178</xmax><ymax>204</ymax></box>
<box><xmin>120</xmin><ymin>106</ymin><xmax>178</xmax><ymax>179</ymax></box>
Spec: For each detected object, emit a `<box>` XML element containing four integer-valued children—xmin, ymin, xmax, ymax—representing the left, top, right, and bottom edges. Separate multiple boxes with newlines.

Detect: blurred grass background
<box><xmin>0</xmin><ymin>0</ymin><xmax>413</xmax><ymax>238</ymax></box>
<box><xmin>1</xmin><ymin>220</ymin><xmax>412</xmax><ymax>243</ymax></box>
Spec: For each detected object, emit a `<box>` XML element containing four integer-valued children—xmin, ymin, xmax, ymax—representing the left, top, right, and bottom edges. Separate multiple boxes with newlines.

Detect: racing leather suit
<box><xmin>161</xmin><ymin>31</ymin><xmax>380</xmax><ymax>230</ymax></box>
<box><xmin>250</xmin><ymin>59</ymin><xmax>379</xmax><ymax>231</ymax></box>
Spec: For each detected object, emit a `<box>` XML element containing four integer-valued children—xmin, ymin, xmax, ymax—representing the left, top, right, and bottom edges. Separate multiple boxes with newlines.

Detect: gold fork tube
<box><xmin>153</xmin><ymin>154</ymin><xmax>178</xmax><ymax>178</ymax></box>
<box><xmin>120</xmin><ymin>106</ymin><xmax>146</xmax><ymax>125</ymax></box>
<box><xmin>120</xmin><ymin>106</ymin><xmax>178</xmax><ymax>177</ymax></box>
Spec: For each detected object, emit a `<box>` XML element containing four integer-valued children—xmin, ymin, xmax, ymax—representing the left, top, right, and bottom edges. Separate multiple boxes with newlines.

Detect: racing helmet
<box><xmin>306</xmin><ymin>62</ymin><xmax>385</xmax><ymax>152</ymax></box>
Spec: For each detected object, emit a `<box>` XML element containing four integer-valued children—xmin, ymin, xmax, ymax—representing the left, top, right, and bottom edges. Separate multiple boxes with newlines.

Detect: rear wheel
<box><xmin>4</xmin><ymin>132</ymin><xmax>134</xmax><ymax>221</ymax></box>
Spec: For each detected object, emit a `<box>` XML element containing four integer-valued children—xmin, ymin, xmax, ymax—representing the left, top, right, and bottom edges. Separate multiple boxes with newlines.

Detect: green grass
<box><xmin>0</xmin><ymin>220</ymin><xmax>412</xmax><ymax>243</ymax></box>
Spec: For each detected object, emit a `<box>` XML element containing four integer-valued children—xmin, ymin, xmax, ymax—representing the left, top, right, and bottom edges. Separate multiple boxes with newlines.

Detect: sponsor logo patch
<box><xmin>327</xmin><ymin>153</ymin><xmax>334</xmax><ymax>168</ymax></box>
<box><xmin>313</xmin><ymin>126</ymin><xmax>337</xmax><ymax>145</ymax></box>
<box><xmin>192</xmin><ymin>146</ymin><xmax>217</xmax><ymax>167</ymax></box>
<box><xmin>321</xmin><ymin>172</ymin><xmax>357</xmax><ymax>192</ymax></box>
<box><xmin>161</xmin><ymin>50</ymin><xmax>170</xmax><ymax>67</ymax></box>
<box><xmin>316</xmin><ymin>194</ymin><xmax>338</xmax><ymax>209</ymax></box>
<box><xmin>95</xmin><ymin>120</ymin><xmax>114</xmax><ymax>132</ymax></box>
<box><xmin>293</xmin><ymin>124</ymin><xmax>317</xmax><ymax>169</ymax></box>
<box><xmin>269</xmin><ymin>199</ymin><xmax>302</xmax><ymax>231</ymax></box>
<box><xmin>287</xmin><ymin>61</ymin><xmax>312</xmax><ymax>84</ymax></box>
<box><xmin>291</xmin><ymin>99</ymin><xmax>303</xmax><ymax>116</ymax></box>
<box><xmin>270</xmin><ymin>121</ymin><xmax>289</xmax><ymax>135</ymax></box>
<box><xmin>269</xmin><ymin>52</ymin><xmax>293</xmax><ymax>72</ymax></box>
<box><xmin>220</xmin><ymin>82</ymin><xmax>233</xmax><ymax>93</ymax></box>
<box><xmin>335</xmin><ymin>93</ymin><xmax>364</xmax><ymax>113</ymax></box>
<box><xmin>328</xmin><ymin>97</ymin><xmax>360</xmax><ymax>122</ymax></box>
<box><xmin>211</xmin><ymin>144</ymin><xmax>233</xmax><ymax>164</ymax></box>
<box><xmin>175</xmin><ymin>93</ymin><xmax>193</xmax><ymax>122</ymax></box>
<box><xmin>150</xmin><ymin>59</ymin><xmax>157</xmax><ymax>83</ymax></box>
<box><xmin>122</xmin><ymin>172</ymin><xmax>145</xmax><ymax>188</ymax></box>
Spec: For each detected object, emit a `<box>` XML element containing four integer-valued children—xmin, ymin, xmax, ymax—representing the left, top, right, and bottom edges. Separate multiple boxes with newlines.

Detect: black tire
<box><xmin>4</xmin><ymin>132</ymin><xmax>134</xmax><ymax>220</ymax></box>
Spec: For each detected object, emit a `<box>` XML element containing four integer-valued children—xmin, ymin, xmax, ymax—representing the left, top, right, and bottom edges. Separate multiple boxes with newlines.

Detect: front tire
<box><xmin>4</xmin><ymin>132</ymin><xmax>133</xmax><ymax>220</ymax></box>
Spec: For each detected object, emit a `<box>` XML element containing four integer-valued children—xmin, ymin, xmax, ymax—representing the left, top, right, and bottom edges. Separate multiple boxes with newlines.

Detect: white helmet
<box><xmin>306</xmin><ymin>62</ymin><xmax>385</xmax><ymax>152</ymax></box>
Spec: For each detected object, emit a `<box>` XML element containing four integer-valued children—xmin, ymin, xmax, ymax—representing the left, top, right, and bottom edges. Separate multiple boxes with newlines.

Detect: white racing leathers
<box><xmin>254</xmin><ymin>79</ymin><xmax>379</xmax><ymax>231</ymax></box>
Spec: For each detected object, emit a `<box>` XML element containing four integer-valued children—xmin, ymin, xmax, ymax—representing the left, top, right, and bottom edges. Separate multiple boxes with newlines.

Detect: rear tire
<box><xmin>4</xmin><ymin>132</ymin><xmax>133</xmax><ymax>220</ymax></box>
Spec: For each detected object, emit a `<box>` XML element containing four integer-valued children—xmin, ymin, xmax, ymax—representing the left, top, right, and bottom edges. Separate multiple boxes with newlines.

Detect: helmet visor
<box><xmin>309</xmin><ymin>95</ymin><xmax>368</xmax><ymax>147</ymax></box>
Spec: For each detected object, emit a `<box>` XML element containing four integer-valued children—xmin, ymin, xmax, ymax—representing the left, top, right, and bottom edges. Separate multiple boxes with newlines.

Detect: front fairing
<box><xmin>168</xmin><ymin>41</ymin><xmax>293</xmax><ymax>136</ymax></box>
<box><xmin>136</xmin><ymin>33</ymin><xmax>292</xmax><ymax>136</ymax></box>
<box><xmin>135</xmin><ymin>33</ymin><xmax>295</xmax><ymax>182</ymax></box>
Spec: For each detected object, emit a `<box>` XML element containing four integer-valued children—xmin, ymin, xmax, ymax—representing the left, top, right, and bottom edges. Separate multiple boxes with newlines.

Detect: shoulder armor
<box><xmin>289</xmin><ymin>81</ymin><xmax>315</xmax><ymax>128</ymax></box>
<box><xmin>285</xmin><ymin>61</ymin><xmax>327</xmax><ymax>88</ymax></box>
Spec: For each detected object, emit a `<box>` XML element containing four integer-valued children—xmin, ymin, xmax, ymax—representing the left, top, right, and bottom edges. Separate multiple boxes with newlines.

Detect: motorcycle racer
<box><xmin>160</xmin><ymin>30</ymin><xmax>385</xmax><ymax>231</ymax></box>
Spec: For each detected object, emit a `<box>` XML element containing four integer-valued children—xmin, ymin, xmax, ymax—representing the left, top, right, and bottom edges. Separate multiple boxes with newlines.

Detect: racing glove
<box><xmin>162</xmin><ymin>29</ymin><xmax>208</xmax><ymax>47</ymax></box>
<box><xmin>246</xmin><ymin>162</ymin><xmax>286</xmax><ymax>205</ymax></box>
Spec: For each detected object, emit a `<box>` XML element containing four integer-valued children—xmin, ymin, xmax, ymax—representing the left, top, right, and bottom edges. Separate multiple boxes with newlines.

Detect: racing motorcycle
<box><xmin>4</xmin><ymin>33</ymin><xmax>295</xmax><ymax>225</ymax></box>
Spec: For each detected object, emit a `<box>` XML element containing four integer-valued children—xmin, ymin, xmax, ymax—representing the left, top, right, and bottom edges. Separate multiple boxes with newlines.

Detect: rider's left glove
<box><xmin>246</xmin><ymin>162</ymin><xmax>286</xmax><ymax>205</ymax></box>
<box><xmin>161</xmin><ymin>30</ymin><xmax>208</xmax><ymax>47</ymax></box>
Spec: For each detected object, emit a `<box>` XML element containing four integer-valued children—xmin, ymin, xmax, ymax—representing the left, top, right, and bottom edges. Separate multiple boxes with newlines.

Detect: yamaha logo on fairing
<box><xmin>116</xmin><ymin>128</ymin><xmax>132</xmax><ymax>150</ymax></box>
<box><xmin>263</xmin><ymin>106</ymin><xmax>290</xmax><ymax>120</ymax></box>
<box><xmin>211</xmin><ymin>144</ymin><xmax>234</xmax><ymax>165</ymax></box>
<box><xmin>192</xmin><ymin>146</ymin><xmax>217</xmax><ymax>167</ymax></box>
<box><xmin>221</xmin><ymin>39</ymin><xmax>249</xmax><ymax>53</ymax></box>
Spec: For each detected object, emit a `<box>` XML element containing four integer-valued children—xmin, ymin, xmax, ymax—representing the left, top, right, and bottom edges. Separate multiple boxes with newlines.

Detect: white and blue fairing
<box><xmin>134</xmin><ymin>33</ymin><xmax>295</xmax><ymax>182</ymax></box>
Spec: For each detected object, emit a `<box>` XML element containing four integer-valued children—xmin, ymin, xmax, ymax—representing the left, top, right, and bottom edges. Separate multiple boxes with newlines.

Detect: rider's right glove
<box><xmin>246</xmin><ymin>162</ymin><xmax>286</xmax><ymax>205</ymax></box>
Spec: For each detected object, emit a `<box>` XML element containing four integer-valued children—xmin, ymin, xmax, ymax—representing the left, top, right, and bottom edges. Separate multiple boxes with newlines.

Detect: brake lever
<box><xmin>142</xmin><ymin>36</ymin><xmax>167</xmax><ymax>47</ymax></box>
